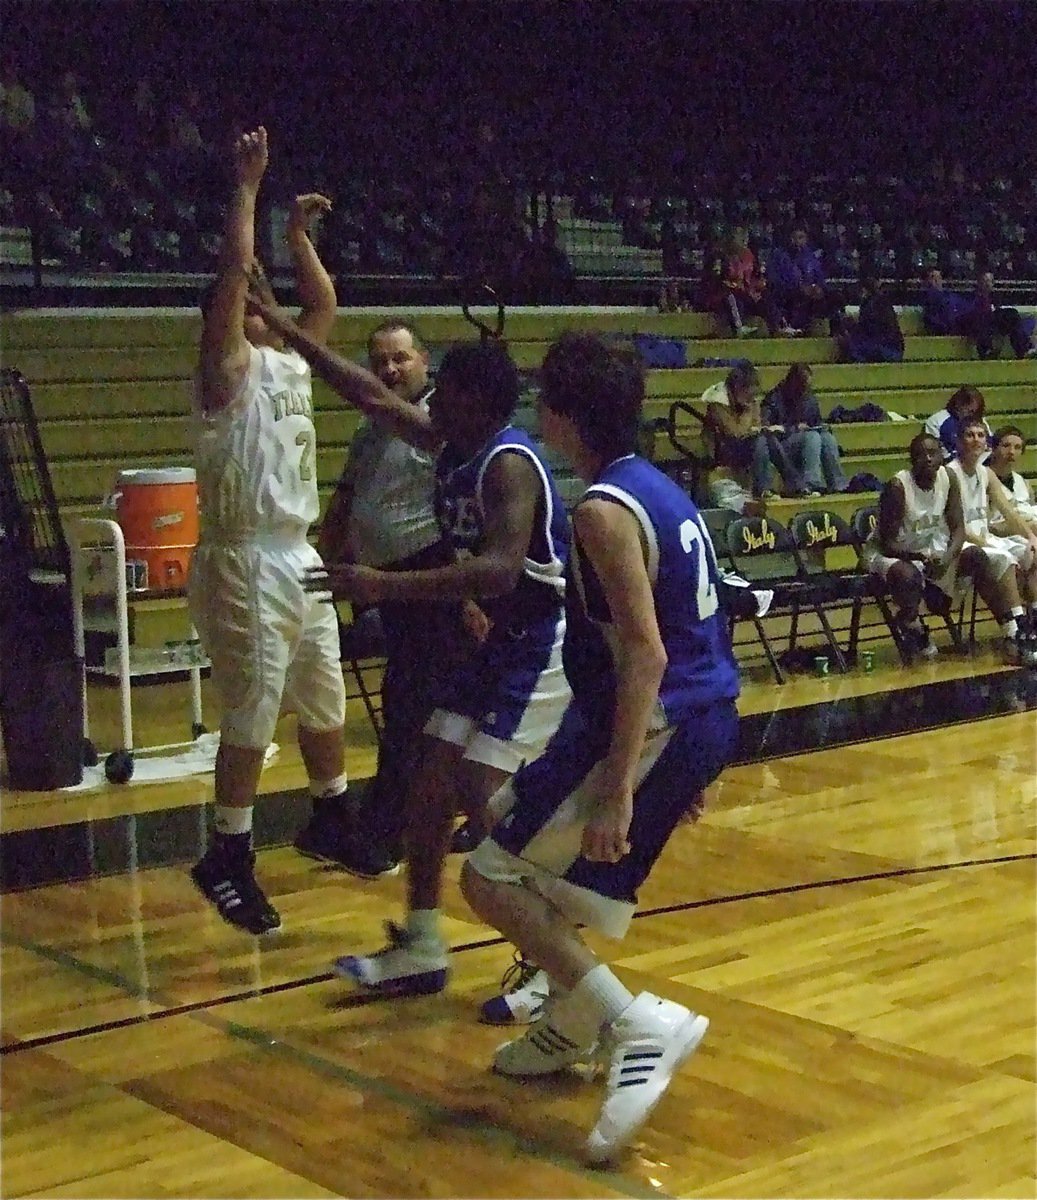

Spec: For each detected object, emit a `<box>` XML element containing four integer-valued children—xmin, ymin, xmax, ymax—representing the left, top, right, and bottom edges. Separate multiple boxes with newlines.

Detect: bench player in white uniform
<box><xmin>455</xmin><ymin>332</ymin><xmax>740</xmax><ymax>1163</ymax></box>
<box><xmin>864</xmin><ymin>432</ymin><xmax>976</xmax><ymax>657</ymax></box>
<box><xmin>189</xmin><ymin>128</ymin><xmax>349</xmax><ymax>935</ymax></box>
<box><xmin>985</xmin><ymin>425</ymin><xmax>1037</xmax><ymax>536</ymax></box>
<box><xmin>948</xmin><ymin>418</ymin><xmax>1037</xmax><ymax>662</ymax></box>
<box><xmin>243</xmin><ymin>300</ymin><xmax>572</xmax><ymax>1005</ymax></box>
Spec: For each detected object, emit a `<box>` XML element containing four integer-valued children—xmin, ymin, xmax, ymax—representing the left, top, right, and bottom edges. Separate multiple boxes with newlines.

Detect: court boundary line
<box><xmin>1</xmin><ymin>927</ymin><xmax>667</xmax><ymax>1199</ymax></box>
<box><xmin>4</xmin><ymin>849</ymin><xmax>1031</xmax><ymax>1057</ymax></box>
<box><xmin>3</xmin><ymin>852</ymin><xmax>1032</xmax><ymax>1197</ymax></box>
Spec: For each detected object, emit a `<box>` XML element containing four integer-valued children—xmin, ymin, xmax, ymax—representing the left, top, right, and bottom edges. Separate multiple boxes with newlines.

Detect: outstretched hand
<box><xmin>233</xmin><ymin>126</ymin><xmax>268</xmax><ymax>189</ymax></box>
<box><xmin>304</xmin><ymin>564</ymin><xmax>387</xmax><ymax>606</ymax></box>
<box><xmin>288</xmin><ymin>193</ymin><xmax>332</xmax><ymax>235</ymax></box>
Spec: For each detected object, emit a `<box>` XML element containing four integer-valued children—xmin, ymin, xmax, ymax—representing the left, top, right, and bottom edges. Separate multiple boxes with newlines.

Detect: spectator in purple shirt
<box><xmin>919</xmin><ymin>268</ymin><xmax>970</xmax><ymax>336</ymax></box>
<box><xmin>766</xmin><ymin>225</ymin><xmax>845</xmax><ymax>335</ymax></box>
<box><xmin>837</xmin><ymin>275</ymin><xmax>905</xmax><ymax>363</ymax></box>
<box><xmin>959</xmin><ymin>271</ymin><xmax>1036</xmax><ymax>360</ymax></box>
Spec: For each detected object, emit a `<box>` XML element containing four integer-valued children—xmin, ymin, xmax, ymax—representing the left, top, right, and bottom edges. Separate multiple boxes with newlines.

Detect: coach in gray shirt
<box><xmin>317</xmin><ymin>319</ymin><xmax>473</xmax><ymax>878</ymax></box>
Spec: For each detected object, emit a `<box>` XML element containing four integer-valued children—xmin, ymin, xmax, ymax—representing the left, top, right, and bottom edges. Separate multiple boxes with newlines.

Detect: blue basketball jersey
<box><xmin>564</xmin><ymin>454</ymin><xmax>739</xmax><ymax>731</ymax></box>
<box><xmin>435</xmin><ymin>425</ymin><xmax>569</xmax><ymax>629</ymax></box>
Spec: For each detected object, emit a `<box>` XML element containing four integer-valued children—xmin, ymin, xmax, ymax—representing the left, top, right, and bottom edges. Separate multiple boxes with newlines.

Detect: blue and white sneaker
<box><xmin>480</xmin><ymin>954</ymin><xmax>550</xmax><ymax>1025</ymax></box>
<box><xmin>334</xmin><ymin>921</ymin><xmax>448</xmax><ymax>997</ymax></box>
<box><xmin>585</xmin><ymin>992</ymin><xmax>709</xmax><ymax>1164</ymax></box>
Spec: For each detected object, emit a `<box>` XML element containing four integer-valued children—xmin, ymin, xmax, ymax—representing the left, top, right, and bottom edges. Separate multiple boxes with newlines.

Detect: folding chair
<box><xmin>337</xmin><ymin>608</ymin><xmax>386</xmax><ymax>743</ymax></box>
<box><xmin>723</xmin><ymin>513</ymin><xmax>849</xmax><ymax>683</ymax></box>
<box><xmin>850</xmin><ymin>505</ymin><xmax>966</xmax><ymax>653</ymax></box>
<box><xmin>790</xmin><ymin>508</ymin><xmax>908</xmax><ymax>664</ymax></box>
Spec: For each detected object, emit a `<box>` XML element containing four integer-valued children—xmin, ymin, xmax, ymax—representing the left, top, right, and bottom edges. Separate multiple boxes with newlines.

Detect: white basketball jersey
<box><xmin>889</xmin><ymin>465</ymin><xmax>951</xmax><ymax>558</ymax></box>
<box><xmin>947</xmin><ymin>460</ymin><xmax>989</xmax><ymax>540</ymax></box>
<box><xmin>193</xmin><ymin>345</ymin><xmax>319</xmax><ymax>540</ymax></box>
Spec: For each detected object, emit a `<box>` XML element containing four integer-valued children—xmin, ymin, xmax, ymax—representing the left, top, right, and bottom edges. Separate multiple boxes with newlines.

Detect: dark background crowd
<box><xmin>1</xmin><ymin>0</ymin><xmax>1035</xmax><ymax>299</ymax></box>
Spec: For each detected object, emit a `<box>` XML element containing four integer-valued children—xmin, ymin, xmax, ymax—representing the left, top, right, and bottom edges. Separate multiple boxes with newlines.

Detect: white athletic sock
<box><xmin>214</xmin><ymin>805</ymin><xmax>253</xmax><ymax>836</ymax></box>
<box><xmin>406</xmin><ymin>909</ymin><xmax>443</xmax><ymax>948</ymax></box>
<box><xmin>1002</xmin><ymin>618</ymin><xmax>1018</xmax><ymax>639</ymax></box>
<box><xmin>310</xmin><ymin>772</ymin><xmax>349</xmax><ymax>800</ymax></box>
<box><xmin>570</xmin><ymin>964</ymin><xmax>635</xmax><ymax>1027</ymax></box>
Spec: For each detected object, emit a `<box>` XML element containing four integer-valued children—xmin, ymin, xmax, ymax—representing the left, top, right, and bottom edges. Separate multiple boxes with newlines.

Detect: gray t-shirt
<box><xmin>341</xmin><ymin>387</ymin><xmax>441</xmax><ymax>567</ymax></box>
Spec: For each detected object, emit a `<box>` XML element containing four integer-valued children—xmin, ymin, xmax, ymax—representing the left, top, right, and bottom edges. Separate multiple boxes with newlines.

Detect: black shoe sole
<box><xmin>295</xmin><ymin>842</ymin><xmax>400</xmax><ymax>880</ymax></box>
<box><xmin>189</xmin><ymin>866</ymin><xmax>282</xmax><ymax>936</ymax></box>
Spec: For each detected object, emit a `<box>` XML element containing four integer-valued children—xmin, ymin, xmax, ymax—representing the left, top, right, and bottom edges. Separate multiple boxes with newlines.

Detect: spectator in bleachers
<box><xmin>164</xmin><ymin>83</ymin><xmax>215</xmax><ymax>199</ymax></box>
<box><xmin>47</xmin><ymin>69</ymin><xmax>92</xmax><ymax>137</ymax></box>
<box><xmin>447</xmin><ymin>118</ymin><xmax>524</xmax><ymax>289</ymax></box>
<box><xmin>761</xmin><ymin>363</ymin><xmax>849</xmax><ymax>494</ymax></box>
<box><xmin>702</xmin><ymin>226</ymin><xmax>796</xmax><ymax>338</ymax></box>
<box><xmin>948</xmin><ymin>417</ymin><xmax>1037</xmax><ymax>662</ymax></box>
<box><xmin>919</xmin><ymin>267</ymin><xmax>970</xmax><ymax>336</ymax></box>
<box><xmin>836</xmin><ymin>275</ymin><xmax>904</xmax><ymax>363</ymax></box>
<box><xmin>42</xmin><ymin>69</ymin><xmax>99</xmax><ymax>187</ymax></box>
<box><xmin>513</xmin><ymin>217</ymin><xmax>575</xmax><ymax>303</ymax></box>
<box><xmin>704</xmin><ymin>362</ymin><xmax>808</xmax><ymax>510</ymax></box>
<box><xmin>0</xmin><ymin>56</ymin><xmax>36</xmax><ymax>200</ymax></box>
<box><xmin>986</xmin><ymin>426</ymin><xmax>1037</xmax><ymax>534</ymax></box>
<box><xmin>959</xmin><ymin>270</ymin><xmax>1036</xmax><ymax>359</ymax></box>
<box><xmin>657</xmin><ymin>278</ymin><xmax>690</xmax><ymax>313</ymax></box>
<box><xmin>128</xmin><ymin>75</ymin><xmax>162</xmax><ymax>154</ymax></box>
<box><xmin>923</xmin><ymin>384</ymin><xmax>992</xmax><ymax>460</ymax></box>
<box><xmin>863</xmin><ymin>432</ymin><xmax>1015</xmax><ymax>660</ymax></box>
<box><xmin>766</xmin><ymin>225</ymin><xmax>845</xmax><ymax>335</ymax></box>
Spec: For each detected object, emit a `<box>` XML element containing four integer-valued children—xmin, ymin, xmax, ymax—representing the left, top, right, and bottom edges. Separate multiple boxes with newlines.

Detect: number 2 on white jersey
<box><xmin>679</xmin><ymin>516</ymin><xmax>719</xmax><ymax>619</ymax></box>
<box><xmin>295</xmin><ymin>429</ymin><xmax>315</xmax><ymax>482</ymax></box>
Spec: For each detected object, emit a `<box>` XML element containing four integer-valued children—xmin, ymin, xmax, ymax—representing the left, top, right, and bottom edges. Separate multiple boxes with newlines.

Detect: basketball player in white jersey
<box><xmin>948</xmin><ymin>418</ymin><xmax>1037</xmax><ymax>662</ymax></box>
<box><xmin>189</xmin><ymin>127</ymin><xmax>350</xmax><ymax>934</ymax></box>
<box><xmin>987</xmin><ymin>426</ymin><xmax>1037</xmax><ymax>534</ymax></box>
<box><xmin>866</xmin><ymin>432</ymin><xmax>1031</xmax><ymax>663</ymax></box>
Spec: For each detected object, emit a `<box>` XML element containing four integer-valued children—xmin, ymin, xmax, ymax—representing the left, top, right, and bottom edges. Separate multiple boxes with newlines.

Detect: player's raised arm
<box><xmin>287</xmin><ymin>192</ymin><xmax>337</xmax><ymax>347</ymax></box>
<box><xmin>249</xmin><ymin>297</ymin><xmax>442</xmax><ymax>453</ymax></box>
<box><xmin>200</xmin><ymin>127</ymin><xmax>267</xmax><ymax>408</ymax></box>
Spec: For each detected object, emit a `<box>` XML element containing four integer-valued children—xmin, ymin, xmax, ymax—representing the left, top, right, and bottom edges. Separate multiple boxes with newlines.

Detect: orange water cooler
<box><xmin>113</xmin><ymin>467</ymin><xmax>199</xmax><ymax>590</ymax></box>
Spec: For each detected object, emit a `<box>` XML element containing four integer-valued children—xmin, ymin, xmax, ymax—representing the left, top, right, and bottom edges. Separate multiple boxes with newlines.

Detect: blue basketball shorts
<box><xmin>469</xmin><ymin>698</ymin><xmax>738</xmax><ymax>937</ymax></box>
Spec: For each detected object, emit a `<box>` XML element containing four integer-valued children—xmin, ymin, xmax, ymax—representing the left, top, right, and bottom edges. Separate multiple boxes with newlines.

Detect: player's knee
<box><xmin>459</xmin><ymin>857</ymin><xmax>492</xmax><ymax>914</ymax></box>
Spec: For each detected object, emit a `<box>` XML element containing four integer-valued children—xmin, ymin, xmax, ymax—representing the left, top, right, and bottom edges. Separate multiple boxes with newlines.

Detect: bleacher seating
<box><xmin>1</xmin><ymin>305</ymin><xmax>1032</xmax><ymax>674</ymax></box>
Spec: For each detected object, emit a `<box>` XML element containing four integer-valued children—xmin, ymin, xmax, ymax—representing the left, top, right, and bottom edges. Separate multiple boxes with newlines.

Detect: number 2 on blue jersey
<box><xmin>679</xmin><ymin>516</ymin><xmax>719</xmax><ymax>620</ymax></box>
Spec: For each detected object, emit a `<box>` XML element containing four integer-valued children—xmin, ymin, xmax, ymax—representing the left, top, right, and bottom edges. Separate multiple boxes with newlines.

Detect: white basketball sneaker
<box><xmin>585</xmin><ymin>992</ymin><xmax>709</xmax><ymax>1164</ymax></box>
<box><xmin>493</xmin><ymin>995</ymin><xmax>601</xmax><ymax>1077</ymax></box>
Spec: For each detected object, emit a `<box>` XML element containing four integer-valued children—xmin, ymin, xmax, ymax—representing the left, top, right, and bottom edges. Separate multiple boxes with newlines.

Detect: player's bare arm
<box><xmin>305</xmin><ymin>451</ymin><xmax>540</xmax><ymax>604</ymax></box>
<box><xmin>987</xmin><ymin>467</ymin><xmax>1037</xmax><ymax>550</ymax></box>
<box><xmin>200</xmin><ymin>126</ymin><xmax>267</xmax><ymax>409</ymax></box>
<box><xmin>943</xmin><ymin>469</ymin><xmax>967</xmax><ymax>563</ymax></box>
<box><xmin>575</xmin><ymin>498</ymin><xmax>667</xmax><ymax>865</ymax></box>
<box><xmin>877</xmin><ymin>478</ymin><xmax>919</xmax><ymax>560</ymax></box>
<box><xmin>287</xmin><ymin>193</ymin><xmax>337</xmax><ymax>346</ymax></box>
<box><xmin>247</xmin><ymin>297</ymin><xmax>441</xmax><ymax>452</ymax></box>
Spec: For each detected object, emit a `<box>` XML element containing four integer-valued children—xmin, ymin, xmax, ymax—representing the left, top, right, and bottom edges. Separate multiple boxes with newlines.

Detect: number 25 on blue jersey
<box><xmin>679</xmin><ymin>516</ymin><xmax>720</xmax><ymax>620</ymax></box>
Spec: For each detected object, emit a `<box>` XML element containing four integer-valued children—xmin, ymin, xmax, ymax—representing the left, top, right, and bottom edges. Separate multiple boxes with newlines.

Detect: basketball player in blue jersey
<box><xmin>242</xmin><ymin>298</ymin><xmax>571</xmax><ymax>1008</ymax></box>
<box><xmin>459</xmin><ymin>331</ymin><xmax>741</xmax><ymax>1164</ymax></box>
<box><xmin>189</xmin><ymin>127</ymin><xmax>352</xmax><ymax>936</ymax></box>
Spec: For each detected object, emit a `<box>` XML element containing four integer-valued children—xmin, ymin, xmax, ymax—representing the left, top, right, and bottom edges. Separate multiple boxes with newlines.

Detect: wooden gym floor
<box><xmin>1</xmin><ymin>645</ymin><xmax>1035</xmax><ymax>1198</ymax></box>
